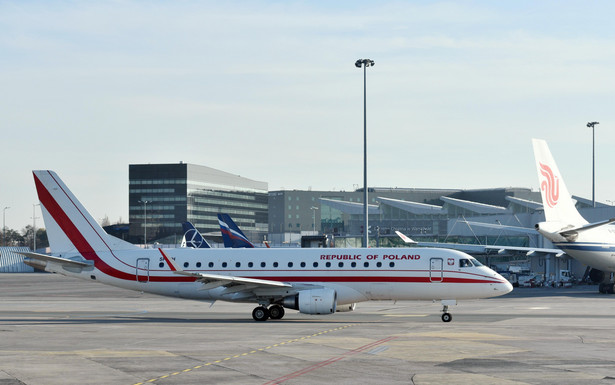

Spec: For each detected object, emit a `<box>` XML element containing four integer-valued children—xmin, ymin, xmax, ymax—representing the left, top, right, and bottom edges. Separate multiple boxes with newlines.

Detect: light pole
<box><xmin>587</xmin><ymin>121</ymin><xmax>599</xmax><ymax>207</ymax></box>
<box><xmin>355</xmin><ymin>58</ymin><xmax>374</xmax><ymax>248</ymax></box>
<box><xmin>310</xmin><ymin>206</ymin><xmax>319</xmax><ymax>234</ymax></box>
<box><xmin>2</xmin><ymin>206</ymin><xmax>9</xmax><ymax>247</ymax></box>
<box><xmin>138</xmin><ymin>200</ymin><xmax>150</xmax><ymax>248</ymax></box>
<box><xmin>32</xmin><ymin>204</ymin><xmax>40</xmax><ymax>251</ymax></box>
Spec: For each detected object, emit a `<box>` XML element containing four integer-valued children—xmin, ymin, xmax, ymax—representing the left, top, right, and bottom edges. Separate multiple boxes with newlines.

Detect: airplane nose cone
<box><xmin>501</xmin><ymin>280</ymin><xmax>513</xmax><ymax>294</ymax></box>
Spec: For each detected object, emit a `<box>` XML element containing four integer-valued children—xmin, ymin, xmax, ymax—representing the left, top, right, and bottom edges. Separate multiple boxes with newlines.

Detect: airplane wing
<box><xmin>415</xmin><ymin>242</ymin><xmax>566</xmax><ymax>257</ymax></box>
<box><xmin>158</xmin><ymin>249</ymin><xmax>291</xmax><ymax>289</ymax></box>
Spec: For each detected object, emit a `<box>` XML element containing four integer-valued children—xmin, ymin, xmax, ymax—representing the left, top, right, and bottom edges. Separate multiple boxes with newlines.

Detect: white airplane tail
<box><xmin>532</xmin><ymin>139</ymin><xmax>588</xmax><ymax>227</ymax></box>
<box><xmin>33</xmin><ymin>170</ymin><xmax>138</xmax><ymax>255</ymax></box>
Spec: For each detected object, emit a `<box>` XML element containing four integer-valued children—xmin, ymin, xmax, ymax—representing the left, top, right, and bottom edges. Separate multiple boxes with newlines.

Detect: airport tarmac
<box><xmin>1</xmin><ymin>274</ymin><xmax>615</xmax><ymax>385</ymax></box>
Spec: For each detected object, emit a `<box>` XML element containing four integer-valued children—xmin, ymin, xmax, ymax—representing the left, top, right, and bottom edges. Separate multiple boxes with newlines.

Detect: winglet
<box><xmin>395</xmin><ymin>231</ymin><xmax>417</xmax><ymax>244</ymax></box>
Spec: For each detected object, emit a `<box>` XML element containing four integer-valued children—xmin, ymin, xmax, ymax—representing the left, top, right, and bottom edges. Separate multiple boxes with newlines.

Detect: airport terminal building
<box><xmin>268</xmin><ymin>187</ymin><xmax>542</xmax><ymax>247</ymax></box>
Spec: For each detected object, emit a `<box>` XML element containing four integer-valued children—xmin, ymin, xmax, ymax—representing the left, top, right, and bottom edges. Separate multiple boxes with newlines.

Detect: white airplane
<box><xmin>21</xmin><ymin>170</ymin><xmax>512</xmax><ymax>322</ymax></box>
<box><xmin>533</xmin><ymin>138</ymin><xmax>615</xmax><ymax>289</ymax></box>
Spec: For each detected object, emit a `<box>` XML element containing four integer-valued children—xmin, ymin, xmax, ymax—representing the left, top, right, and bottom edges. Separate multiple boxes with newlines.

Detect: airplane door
<box><xmin>429</xmin><ymin>258</ymin><xmax>443</xmax><ymax>282</ymax></box>
<box><xmin>136</xmin><ymin>258</ymin><xmax>149</xmax><ymax>283</ymax></box>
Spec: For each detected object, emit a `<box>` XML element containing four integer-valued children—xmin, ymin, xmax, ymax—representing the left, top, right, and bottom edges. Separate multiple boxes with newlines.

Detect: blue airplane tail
<box><xmin>217</xmin><ymin>214</ymin><xmax>255</xmax><ymax>248</ymax></box>
<box><xmin>181</xmin><ymin>221</ymin><xmax>211</xmax><ymax>248</ymax></box>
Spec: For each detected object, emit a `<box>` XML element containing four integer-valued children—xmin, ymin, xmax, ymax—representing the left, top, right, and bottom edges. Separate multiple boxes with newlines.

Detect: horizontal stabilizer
<box><xmin>17</xmin><ymin>251</ymin><xmax>93</xmax><ymax>268</ymax></box>
<box><xmin>560</xmin><ymin>217</ymin><xmax>615</xmax><ymax>237</ymax></box>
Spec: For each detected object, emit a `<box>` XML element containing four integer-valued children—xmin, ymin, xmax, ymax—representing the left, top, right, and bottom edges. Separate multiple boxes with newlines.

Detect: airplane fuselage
<box><xmin>44</xmin><ymin>247</ymin><xmax>511</xmax><ymax>304</ymax></box>
<box><xmin>537</xmin><ymin>226</ymin><xmax>615</xmax><ymax>272</ymax></box>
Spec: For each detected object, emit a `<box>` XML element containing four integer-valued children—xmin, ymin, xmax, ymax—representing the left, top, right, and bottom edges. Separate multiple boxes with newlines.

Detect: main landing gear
<box><xmin>252</xmin><ymin>304</ymin><xmax>285</xmax><ymax>321</ymax></box>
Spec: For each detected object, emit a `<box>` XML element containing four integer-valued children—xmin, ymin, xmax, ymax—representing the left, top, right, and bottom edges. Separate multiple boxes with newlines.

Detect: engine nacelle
<box><xmin>282</xmin><ymin>288</ymin><xmax>337</xmax><ymax>314</ymax></box>
<box><xmin>336</xmin><ymin>303</ymin><xmax>356</xmax><ymax>312</ymax></box>
<box><xmin>589</xmin><ymin>268</ymin><xmax>606</xmax><ymax>284</ymax></box>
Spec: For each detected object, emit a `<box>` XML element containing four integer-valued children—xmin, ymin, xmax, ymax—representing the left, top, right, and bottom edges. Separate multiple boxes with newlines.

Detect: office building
<box><xmin>129</xmin><ymin>163</ymin><xmax>268</xmax><ymax>245</ymax></box>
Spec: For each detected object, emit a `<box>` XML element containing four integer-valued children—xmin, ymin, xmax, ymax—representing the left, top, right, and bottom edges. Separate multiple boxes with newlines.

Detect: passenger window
<box><xmin>288</xmin><ymin>262</ymin><xmax>293</xmax><ymax>268</ymax></box>
<box><xmin>300</xmin><ymin>262</ymin><xmax>306</xmax><ymax>268</ymax></box>
<box><xmin>183</xmin><ymin>262</ymin><xmax>189</xmax><ymax>268</ymax></box>
<box><xmin>159</xmin><ymin>262</ymin><xmax>164</xmax><ymax>268</ymax></box>
<box><xmin>208</xmin><ymin>262</ymin><xmax>214</xmax><ymax>268</ymax></box>
<box><xmin>364</xmin><ymin>261</ymin><xmax>369</xmax><ymax>268</ymax></box>
<box><xmin>376</xmin><ymin>262</ymin><xmax>382</xmax><ymax>268</ymax></box>
<box><xmin>222</xmin><ymin>262</ymin><xmax>227</xmax><ymax>268</ymax></box>
<box><xmin>351</xmin><ymin>262</ymin><xmax>356</xmax><ymax>268</ymax></box>
<box><xmin>261</xmin><ymin>262</ymin><xmax>266</xmax><ymax>268</ymax></box>
<box><xmin>273</xmin><ymin>262</ymin><xmax>279</xmax><ymax>268</ymax></box>
<box><xmin>196</xmin><ymin>262</ymin><xmax>202</xmax><ymax>268</ymax></box>
<box><xmin>326</xmin><ymin>262</ymin><xmax>331</xmax><ymax>268</ymax></box>
<box><xmin>389</xmin><ymin>262</ymin><xmax>395</xmax><ymax>268</ymax></box>
<box><xmin>338</xmin><ymin>262</ymin><xmax>344</xmax><ymax>268</ymax></box>
<box><xmin>236</xmin><ymin>262</ymin><xmax>241</xmax><ymax>268</ymax></box>
<box><xmin>313</xmin><ymin>262</ymin><xmax>318</xmax><ymax>268</ymax></box>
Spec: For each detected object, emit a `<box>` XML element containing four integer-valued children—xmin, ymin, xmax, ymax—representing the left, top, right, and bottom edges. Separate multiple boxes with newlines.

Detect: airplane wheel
<box><xmin>269</xmin><ymin>305</ymin><xmax>285</xmax><ymax>320</ymax></box>
<box><xmin>441</xmin><ymin>313</ymin><xmax>452</xmax><ymax>323</ymax></box>
<box><xmin>252</xmin><ymin>306</ymin><xmax>270</xmax><ymax>321</ymax></box>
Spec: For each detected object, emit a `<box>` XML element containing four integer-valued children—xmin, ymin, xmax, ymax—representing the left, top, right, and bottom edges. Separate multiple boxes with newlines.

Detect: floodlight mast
<box><xmin>355</xmin><ymin>59</ymin><xmax>374</xmax><ymax>248</ymax></box>
<box><xmin>587</xmin><ymin>121</ymin><xmax>599</xmax><ymax>207</ymax></box>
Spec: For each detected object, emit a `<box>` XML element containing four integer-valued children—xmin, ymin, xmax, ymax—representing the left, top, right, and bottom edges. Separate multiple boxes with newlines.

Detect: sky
<box><xmin>2</xmin><ymin>0</ymin><xmax>615</xmax><ymax>231</ymax></box>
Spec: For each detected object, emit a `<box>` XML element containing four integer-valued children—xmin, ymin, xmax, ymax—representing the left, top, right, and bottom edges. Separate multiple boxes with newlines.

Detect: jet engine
<box><xmin>282</xmin><ymin>288</ymin><xmax>337</xmax><ymax>314</ymax></box>
<box><xmin>589</xmin><ymin>268</ymin><xmax>606</xmax><ymax>284</ymax></box>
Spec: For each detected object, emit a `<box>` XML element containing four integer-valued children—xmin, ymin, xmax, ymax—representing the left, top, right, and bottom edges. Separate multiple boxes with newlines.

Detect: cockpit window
<box><xmin>459</xmin><ymin>259</ymin><xmax>473</xmax><ymax>268</ymax></box>
<box><xmin>470</xmin><ymin>258</ymin><xmax>483</xmax><ymax>266</ymax></box>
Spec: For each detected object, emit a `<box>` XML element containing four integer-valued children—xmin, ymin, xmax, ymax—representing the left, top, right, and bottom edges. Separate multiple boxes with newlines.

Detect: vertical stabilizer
<box><xmin>218</xmin><ymin>213</ymin><xmax>255</xmax><ymax>248</ymax></box>
<box><xmin>532</xmin><ymin>139</ymin><xmax>587</xmax><ymax>226</ymax></box>
<box><xmin>33</xmin><ymin>170</ymin><xmax>137</xmax><ymax>255</ymax></box>
<box><xmin>181</xmin><ymin>221</ymin><xmax>211</xmax><ymax>248</ymax></box>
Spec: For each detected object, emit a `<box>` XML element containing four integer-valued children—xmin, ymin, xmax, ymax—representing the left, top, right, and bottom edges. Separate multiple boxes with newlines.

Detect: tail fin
<box><xmin>217</xmin><ymin>213</ymin><xmax>254</xmax><ymax>248</ymax></box>
<box><xmin>181</xmin><ymin>221</ymin><xmax>211</xmax><ymax>248</ymax></box>
<box><xmin>531</xmin><ymin>139</ymin><xmax>588</xmax><ymax>226</ymax></box>
<box><xmin>33</xmin><ymin>170</ymin><xmax>138</xmax><ymax>255</ymax></box>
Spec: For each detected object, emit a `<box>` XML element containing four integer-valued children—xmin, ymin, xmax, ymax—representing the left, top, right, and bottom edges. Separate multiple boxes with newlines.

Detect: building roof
<box><xmin>440</xmin><ymin>196</ymin><xmax>509</xmax><ymax>214</ymax></box>
<box><xmin>505</xmin><ymin>196</ymin><xmax>543</xmax><ymax>210</ymax></box>
<box><xmin>319</xmin><ymin>198</ymin><xmax>381</xmax><ymax>215</ymax></box>
<box><xmin>377</xmin><ymin>196</ymin><xmax>447</xmax><ymax>215</ymax></box>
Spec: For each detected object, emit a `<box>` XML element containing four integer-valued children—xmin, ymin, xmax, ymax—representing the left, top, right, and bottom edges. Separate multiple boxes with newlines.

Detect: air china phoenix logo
<box><xmin>539</xmin><ymin>162</ymin><xmax>559</xmax><ymax>208</ymax></box>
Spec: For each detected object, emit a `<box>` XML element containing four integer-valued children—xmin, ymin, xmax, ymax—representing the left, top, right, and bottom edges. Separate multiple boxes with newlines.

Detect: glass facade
<box><xmin>129</xmin><ymin>163</ymin><xmax>268</xmax><ymax>245</ymax></box>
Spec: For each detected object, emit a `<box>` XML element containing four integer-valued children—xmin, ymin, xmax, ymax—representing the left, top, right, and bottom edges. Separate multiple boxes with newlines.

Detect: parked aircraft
<box><xmin>532</xmin><ymin>138</ymin><xmax>615</xmax><ymax>291</ymax></box>
<box><xmin>180</xmin><ymin>221</ymin><xmax>211</xmax><ymax>249</ymax></box>
<box><xmin>218</xmin><ymin>213</ymin><xmax>255</xmax><ymax>248</ymax></box>
<box><xmin>21</xmin><ymin>170</ymin><xmax>512</xmax><ymax>322</ymax></box>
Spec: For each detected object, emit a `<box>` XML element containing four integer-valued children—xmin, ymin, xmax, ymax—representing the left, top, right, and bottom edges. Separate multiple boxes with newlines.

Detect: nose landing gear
<box><xmin>440</xmin><ymin>300</ymin><xmax>456</xmax><ymax>323</ymax></box>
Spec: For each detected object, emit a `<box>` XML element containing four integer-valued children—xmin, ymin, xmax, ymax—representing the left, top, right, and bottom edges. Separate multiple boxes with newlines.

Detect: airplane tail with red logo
<box><xmin>33</xmin><ymin>170</ymin><xmax>138</xmax><ymax>256</ymax></box>
<box><xmin>532</xmin><ymin>139</ymin><xmax>588</xmax><ymax>227</ymax></box>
